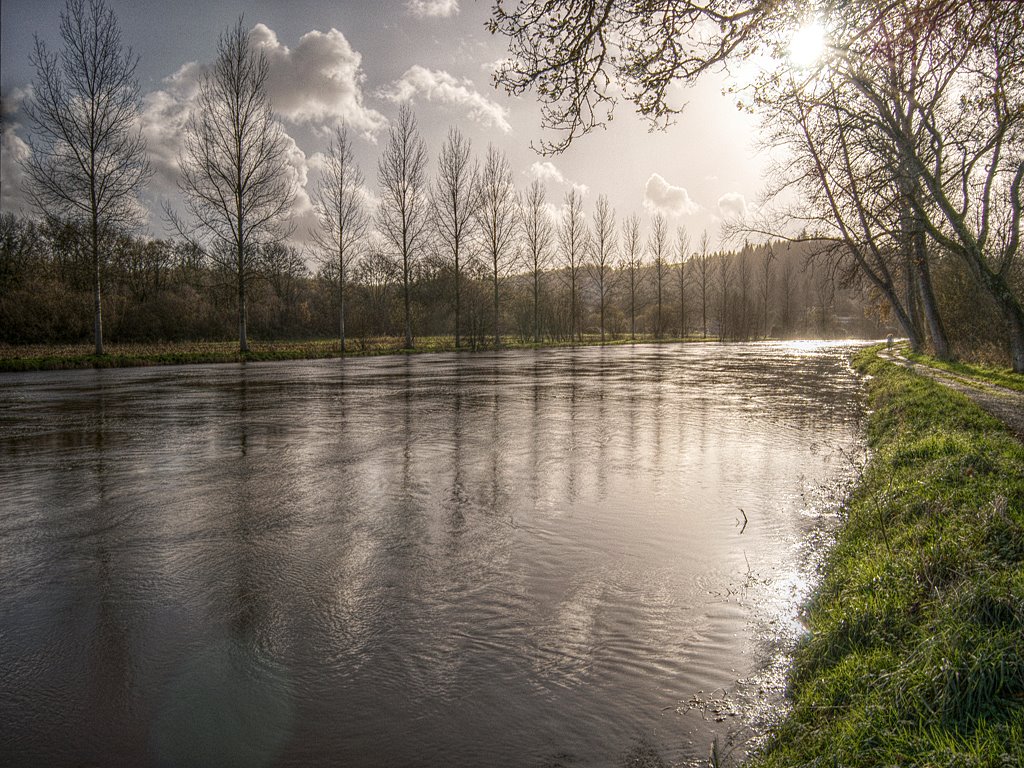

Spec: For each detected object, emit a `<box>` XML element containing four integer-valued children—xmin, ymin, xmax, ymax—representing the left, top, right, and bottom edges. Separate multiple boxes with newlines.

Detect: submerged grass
<box><xmin>0</xmin><ymin>334</ymin><xmax>703</xmax><ymax>372</ymax></box>
<box><xmin>752</xmin><ymin>346</ymin><xmax>1024</xmax><ymax>768</ymax></box>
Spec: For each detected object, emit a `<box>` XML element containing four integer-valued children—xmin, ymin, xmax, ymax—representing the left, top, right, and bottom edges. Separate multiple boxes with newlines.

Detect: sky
<box><xmin>0</xmin><ymin>0</ymin><xmax>771</xmax><ymax>250</ymax></box>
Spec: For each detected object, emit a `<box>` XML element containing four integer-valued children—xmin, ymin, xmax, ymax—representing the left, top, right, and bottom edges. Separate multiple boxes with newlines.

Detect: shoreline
<box><xmin>0</xmin><ymin>335</ymin><xmax>867</xmax><ymax>373</ymax></box>
<box><xmin>750</xmin><ymin>346</ymin><xmax>1024</xmax><ymax>767</ymax></box>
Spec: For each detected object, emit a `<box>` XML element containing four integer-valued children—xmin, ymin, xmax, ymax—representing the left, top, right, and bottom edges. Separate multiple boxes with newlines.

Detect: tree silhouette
<box><xmin>177</xmin><ymin>18</ymin><xmax>295</xmax><ymax>353</ymax></box>
<box><xmin>23</xmin><ymin>0</ymin><xmax>150</xmax><ymax>355</ymax></box>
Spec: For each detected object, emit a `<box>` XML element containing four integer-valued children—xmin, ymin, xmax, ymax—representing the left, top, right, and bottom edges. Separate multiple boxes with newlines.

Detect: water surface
<box><xmin>0</xmin><ymin>342</ymin><xmax>865</xmax><ymax>767</ymax></box>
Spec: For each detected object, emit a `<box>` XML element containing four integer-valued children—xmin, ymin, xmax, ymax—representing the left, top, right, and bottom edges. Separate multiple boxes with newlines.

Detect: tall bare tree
<box><xmin>377</xmin><ymin>104</ymin><xmax>430</xmax><ymax>350</ymax></box>
<box><xmin>432</xmin><ymin>127</ymin><xmax>477</xmax><ymax>349</ymax></box>
<box><xmin>716</xmin><ymin>250</ymin><xmax>734</xmax><ymax>341</ymax></box>
<box><xmin>588</xmin><ymin>194</ymin><xmax>618</xmax><ymax>342</ymax></box>
<box><xmin>474</xmin><ymin>145</ymin><xmax>519</xmax><ymax>347</ymax></box>
<box><xmin>521</xmin><ymin>179</ymin><xmax>554</xmax><ymax>343</ymax></box>
<box><xmin>23</xmin><ymin>0</ymin><xmax>150</xmax><ymax>356</ymax></box>
<box><xmin>675</xmin><ymin>226</ymin><xmax>690</xmax><ymax>338</ymax></box>
<box><xmin>648</xmin><ymin>214</ymin><xmax>668</xmax><ymax>339</ymax></box>
<box><xmin>558</xmin><ymin>188</ymin><xmax>589</xmax><ymax>342</ymax></box>
<box><xmin>177</xmin><ymin>18</ymin><xmax>295</xmax><ymax>353</ymax></box>
<box><xmin>758</xmin><ymin>245</ymin><xmax>776</xmax><ymax>338</ymax></box>
<box><xmin>312</xmin><ymin>125</ymin><xmax>368</xmax><ymax>356</ymax></box>
<box><xmin>620</xmin><ymin>214</ymin><xmax>644</xmax><ymax>340</ymax></box>
<box><xmin>696</xmin><ymin>230</ymin><xmax>711</xmax><ymax>339</ymax></box>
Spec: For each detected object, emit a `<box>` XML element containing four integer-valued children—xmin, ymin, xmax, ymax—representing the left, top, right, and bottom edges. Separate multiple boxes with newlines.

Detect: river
<box><xmin>0</xmin><ymin>341</ymin><xmax>865</xmax><ymax>767</ymax></box>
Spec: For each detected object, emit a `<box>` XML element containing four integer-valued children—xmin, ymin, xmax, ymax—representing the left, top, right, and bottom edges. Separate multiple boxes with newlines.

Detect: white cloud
<box><xmin>526</xmin><ymin>161</ymin><xmax>588</xmax><ymax>196</ymax></box>
<box><xmin>527</xmin><ymin>161</ymin><xmax>565</xmax><ymax>184</ymax></box>
<box><xmin>407</xmin><ymin>0</ymin><xmax>459</xmax><ymax>18</ymax></box>
<box><xmin>0</xmin><ymin>122</ymin><xmax>32</xmax><ymax>214</ymax></box>
<box><xmin>643</xmin><ymin>173</ymin><xmax>700</xmax><ymax>217</ymax></box>
<box><xmin>480</xmin><ymin>57</ymin><xmax>512</xmax><ymax>75</ymax></box>
<box><xmin>381</xmin><ymin>65</ymin><xmax>511</xmax><ymax>132</ymax></box>
<box><xmin>250</xmin><ymin>24</ymin><xmax>386</xmax><ymax>136</ymax></box>
<box><xmin>717</xmin><ymin>192</ymin><xmax>750</xmax><ymax>220</ymax></box>
<box><xmin>0</xmin><ymin>88</ymin><xmax>33</xmax><ymax>214</ymax></box>
<box><xmin>139</xmin><ymin>63</ymin><xmax>200</xmax><ymax>195</ymax></box>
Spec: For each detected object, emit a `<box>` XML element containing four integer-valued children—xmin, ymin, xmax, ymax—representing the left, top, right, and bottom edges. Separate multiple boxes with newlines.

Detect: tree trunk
<box><xmin>493</xmin><ymin>266</ymin><xmax>500</xmax><ymax>348</ymax></box>
<box><xmin>454</xmin><ymin>245</ymin><xmax>461</xmax><ymax>350</ymax></box>
<box><xmin>339</xmin><ymin>255</ymin><xmax>346</xmax><ymax>358</ymax></box>
<box><xmin>1009</xmin><ymin>312</ymin><xmax>1024</xmax><ymax>374</ymax></box>
<box><xmin>403</xmin><ymin>254</ymin><xmax>412</xmax><ymax>350</ymax></box>
<box><xmin>533</xmin><ymin>269</ymin><xmax>540</xmax><ymax>344</ymax></box>
<box><xmin>570</xmin><ymin>274</ymin><xmax>577</xmax><ymax>343</ymax></box>
<box><xmin>911</xmin><ymin>233</ymin><xmax>950</xmax><ymax>360</ymax></box>
<box><xmin>630</xmin><ymin>278</ymin><xmax>635</xmax><ymax>341</ymax></box>
<box><xmin>91</xmin><ymin>215</ymin><xmax>104</xmax><ymax>356</ymax></box>
<box><xmin>238</xmin><ymin>266</ymin><xmax>248</xmax><ymax>354</ymax></box>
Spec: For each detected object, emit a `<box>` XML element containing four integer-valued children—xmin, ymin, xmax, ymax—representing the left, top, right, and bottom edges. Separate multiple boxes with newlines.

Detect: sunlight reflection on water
<box><xmin>0</xmin><ymin>341</ymin><xmax>867</xmax><ymax>767</ymax></box>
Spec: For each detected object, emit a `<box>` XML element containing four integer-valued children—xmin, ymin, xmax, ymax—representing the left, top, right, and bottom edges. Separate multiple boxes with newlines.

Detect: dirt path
<box><xmin>879</xmin><ymin>349</ymin><xmax>1024</xmax><ymax>442</ymax></box>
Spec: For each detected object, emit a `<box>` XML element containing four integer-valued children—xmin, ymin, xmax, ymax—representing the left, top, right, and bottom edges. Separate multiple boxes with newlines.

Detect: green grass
<box><xmin>751</xmin><ymin>345</ymin><xmax>1024</xmax><ymax>768</ymax></box>
<box><xmin>904</xmin><ymin>350</ymin><xmax>1024</xmax><ymax>393</ymax></box>
<box><xmin>0</xmin><ymin>334</ymin><xmax>703</xmax><ymax>372</ymax></box>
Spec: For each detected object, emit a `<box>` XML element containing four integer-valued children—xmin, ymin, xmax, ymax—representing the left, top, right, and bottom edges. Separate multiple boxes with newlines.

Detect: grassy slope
<box><xmin>904</xmin><ymin>351</ymin><xmax>1024</xmax><ymax>393</ymax></box>
<box><xmin>753</xmin><ymin>347</ymin><xmax>1024</xmax><ymax>767</ymax></box>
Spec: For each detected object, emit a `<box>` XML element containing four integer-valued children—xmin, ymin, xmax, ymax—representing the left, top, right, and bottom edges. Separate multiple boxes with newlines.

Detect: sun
<box><xmin>790</xmin><ymin>21</ymin><xmax>826</xmax><ymax>68</ymax></box>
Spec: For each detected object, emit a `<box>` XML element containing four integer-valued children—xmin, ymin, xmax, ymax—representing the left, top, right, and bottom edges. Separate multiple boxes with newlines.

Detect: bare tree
<box><xmin>558</xmin><ymin>188</ymin><xmax>589</xmax><ymax>342</ymax></box>
<box><xmin>675</xmin><ymin>226</ymin><xmax>690</xmax><ymax>338</ymax></box>
<box><xmin>758</xmin><ymin>245</ymin><xmax>776</xmax><ymax>338</ymax></box>
<box><xmin>432</xmin><ymin>127</ymin><xmax>477</xmax><ymax>349</ymax></box>
<box><xmin>177</xmin><ymin>18</ymin><xmax>295</xmax><ymax>353</ymax></box>
<box><xmin>312</xmin><ymin>125</ymin><xmax>368</xmax><ymax>356</ymax></box>
<box><xmin>716</xmin><ymin>250</ymin><xmax>734</xmax><ymax>341</ymax></box>
<box><xmin>737</xmin><ymin>242</ymin><xmax>753</xmax><ymax>340</ymax></box>
<box><xmin>620</xmin><ymin>213</ymin><xmax>645</xmax><ymax>340</ymax></box>
<box><xmin>696</xmin><ymin>230</ymin><xmax>711</xmax><ymax>339</ymax></box>
<box><xmin>474</xmin><ymin>145</ymin><xmax>520</xmax><ymax>347</ymax></box>
<box><xmin>377</xmin><ymin>104</ymin><xmax>430</xmax><ymax>350</ymax></box>
<box><xmin>22</xmin><ymin>0</ymin><xmax>150</xmax><ymax>355</ymax></box>
<box><xmin>521</xmin><ymin>179</ymin><xmax>554</xmax><ymax>343</ymax></box>
<box><xmin>588</xmin><ymin>194</ymin><xmax>618</xmax><ymax>342</ymax></box>
<box><xmin>648</xmin><ymin>214</ymin><xmax>668</xmax><ymax>339</ymax></box>
<box><xmin>489</xmin><ymin>1</ymin><xmax>774</xmax><ymax>152</ymax></box>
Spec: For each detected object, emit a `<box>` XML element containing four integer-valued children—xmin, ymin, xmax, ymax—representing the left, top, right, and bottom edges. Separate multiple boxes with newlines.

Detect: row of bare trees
<box><xmin>490</xmin><ymin>0</ymin><xmax>1024</xmax><ymax>370</ymax></box>
<box><xmin>11</xmin><ymin>0</ymin><xmax>914</xmax><ymax>357</ymax></box>
<box><xmin>1</xmin><ymin>208</ymin><xmax>882</xmax><ymax>346</ymax></box>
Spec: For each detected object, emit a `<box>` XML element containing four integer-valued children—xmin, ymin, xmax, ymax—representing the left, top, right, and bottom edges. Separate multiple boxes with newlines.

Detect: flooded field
<box><xmin>0</xmin><ymin>342</ymin><xmax>866</xmax><ymax>767</ymax></box>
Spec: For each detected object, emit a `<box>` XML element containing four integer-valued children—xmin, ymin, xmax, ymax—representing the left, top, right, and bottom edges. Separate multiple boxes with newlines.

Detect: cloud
<box><xmin>250</xmin><ymin>24</ymin><xmax>386</xmax><ymax>136</ymax></box>
<box><xmin>139</xmin><ymin>63</ymin><xmax>201</xmax><ymax>195</ymax></box>
<box><xmin>381</xmin><ymin>65</ymin><xmax>511</xmax><ymax>132</ymax></box>
<box><xmin>643</xmin><ymin>173</ymin><xmax>700</xmax><ymax>217</ymax></box>
<box><xmin>717</xmin><ymin>192</ymin><xmax>750</xmax><ymax>220</ymax></box>
<box><xmin>407</xmin><ymin>0</ymin><xmax>459</xmax><ymax>18</ymax></box>
<box><xmin>527</xmin><ymin>161</ymin><xmax>565</xmax><ymax>184</ymax></box>
<box><xmin>526</xmin><ymin>161</ymin><xmax>588</xmax><ymax>196</ymax></box>
<box><xmin>0</xmin><ymin>121</ymin><xmax>32</xmax><ymax>214</ymax></box>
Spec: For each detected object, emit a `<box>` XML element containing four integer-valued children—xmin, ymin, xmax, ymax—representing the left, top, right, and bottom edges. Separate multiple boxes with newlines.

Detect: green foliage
<box><xmin>752</xmin><ymin>346</ymin><xmax>1024</xmax><ymax>768</ymax></box>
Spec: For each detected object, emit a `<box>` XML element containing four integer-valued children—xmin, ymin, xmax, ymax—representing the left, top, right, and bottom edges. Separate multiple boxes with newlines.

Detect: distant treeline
<box><xmin>1</xmin><ymin>211</ymin><xmax>887</xmax><ymax>347</ymax></box>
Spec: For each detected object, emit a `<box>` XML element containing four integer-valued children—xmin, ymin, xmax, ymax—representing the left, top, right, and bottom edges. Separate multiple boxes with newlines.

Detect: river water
<box><xmin>0</xmin><ymin>342</ymin><xmax>865</xmax><ymax>767</ymax></box>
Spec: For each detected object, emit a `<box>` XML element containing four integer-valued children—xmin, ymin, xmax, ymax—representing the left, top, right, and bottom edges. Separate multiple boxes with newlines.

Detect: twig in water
<box><xmin>737</xmin><ymin>508</ymin><xmax>748</xmax><ymax>534</ymax></box>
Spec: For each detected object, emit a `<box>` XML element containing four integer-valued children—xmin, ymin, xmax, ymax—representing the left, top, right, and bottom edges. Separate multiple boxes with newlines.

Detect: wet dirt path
<box><xmin>881</xmin><ymin>349</ymin><xmax>1024</xmax><ymax>441</ymax></box>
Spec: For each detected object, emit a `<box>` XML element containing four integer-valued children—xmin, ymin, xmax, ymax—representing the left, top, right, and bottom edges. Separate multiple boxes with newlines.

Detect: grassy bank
<box><xmin>0</xmin><ymin>334</ymin><xmax>705</xmax><ymax>372</ymax></box>
<box><xmin>753</xmin><ymin>346</ymin><xmax>1023</xmax><ymax>767</ymax></box>
<box><xmin>904</xmin><ymin>350</ymin><xmax>1024</xmax><ymax>393</ymax></box>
